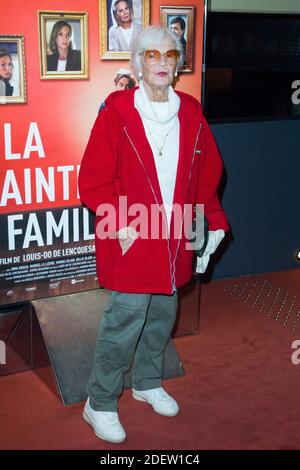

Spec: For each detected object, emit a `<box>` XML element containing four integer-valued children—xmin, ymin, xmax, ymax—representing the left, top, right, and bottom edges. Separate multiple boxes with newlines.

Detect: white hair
<box><xmin>130</xmin><ymin>25</ymin><xmax>184</xmax><ymax>80</ymax></box>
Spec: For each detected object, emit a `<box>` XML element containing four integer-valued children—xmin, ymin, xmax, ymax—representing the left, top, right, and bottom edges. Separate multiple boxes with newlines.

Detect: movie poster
<box><xmin>0</xmin><ymin>121</ymin><xmax>98</xmax><ymax>305</ymax></box>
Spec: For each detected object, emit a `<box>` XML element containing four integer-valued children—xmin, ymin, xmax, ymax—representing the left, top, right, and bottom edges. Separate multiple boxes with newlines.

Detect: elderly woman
<box><xmin>79</xmin><ymin>25</ymin><xmax>229</xmax><ymax>444</ymax></box>
<box><xmin>47</xmin><ymin>20</ymin><xmax>81</xmax><ymax>72</ymax></box>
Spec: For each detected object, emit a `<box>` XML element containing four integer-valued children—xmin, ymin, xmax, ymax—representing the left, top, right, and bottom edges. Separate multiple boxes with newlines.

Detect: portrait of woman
<box><xmin>38</xmin><ymin>11</ymin><xmax>88</xmax><ymax>79</ymax></box>
<box><xmin>99</xmin><ymin>0</ymin><xmax>150</xmax><ymax>59</ymax></box>
<box><xmin>46</xmin><ymin>20</ymin><xmax>81</xmax><ymax>72</ymax></box>
<box><xmin>0</xmin><ymin>49</ymin><xmax>14</xmax><ymax>96</ymax></box>
<box><xmin>0</xmin><ymin>35</ymin><xmax>26</xmax><ymax>103</ymax></box>
<box><xmin>108</xmin><ymin>0</ymin><xmax>142</xmax><ymax>52</ymax></box>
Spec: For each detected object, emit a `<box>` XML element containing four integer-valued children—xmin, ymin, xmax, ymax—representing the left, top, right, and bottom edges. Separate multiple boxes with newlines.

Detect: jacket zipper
<box><xmin>124</xmin><ymin>122</ymin><xmax>202</xmax><ymax>293</ymax></box>
<box><xmin>124</xmin><ymin>127</ymin><xmax>174</xmax><ymax>293</ymax></box>
<box><xmin>172</xmin><ymin>122</ymin><xmax>203</xmax><ymax>284</ymax></box>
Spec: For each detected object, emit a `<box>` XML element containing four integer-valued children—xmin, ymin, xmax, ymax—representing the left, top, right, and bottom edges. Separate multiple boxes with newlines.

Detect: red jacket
<box><xmin>79</xmin><ymin>87</ymin><xmax>229</xmax><ymax>294</ymax></box>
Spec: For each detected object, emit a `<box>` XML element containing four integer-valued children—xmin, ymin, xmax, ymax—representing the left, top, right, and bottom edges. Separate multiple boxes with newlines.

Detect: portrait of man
<box><xmin>160</xmin><ymin>6</ymin><xmax>194</xmax><ymax>72</ymax></box>
<box><xmin>108</xmin><ymin>0</ymin><xmax>143</xmax><ymax>52</ymax></box>
<box><xmin>169</xmin><ymin>16</ymin><xmax>187</xmax><ymax>65</ymax></box>
<box><xmin>0</xmin><ymin>49</ymin><xmax>14</xmax><ymax>96</ymax></box>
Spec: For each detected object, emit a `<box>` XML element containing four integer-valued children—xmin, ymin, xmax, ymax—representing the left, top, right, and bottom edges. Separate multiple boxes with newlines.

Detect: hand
<box><xmin>196</xmin><ymin>253</ymin><xmax>210</xmax><ymax>274</ymax></box>
<box><xmin>116</xmin><ymin>226</ymin><xmax>138</xmax><ymax>256</ymax></box>
<box><xmin>195</xmin><ymin>229</ymin><xmax>225</xmax><ymax>274</ymax></box>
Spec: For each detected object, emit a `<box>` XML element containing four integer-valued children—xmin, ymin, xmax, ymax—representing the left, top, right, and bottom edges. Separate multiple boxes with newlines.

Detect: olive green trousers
<box><xmin>87</xmin><ymin>290</ymin><xmax>178</xmax><ymax>411</ymax></box>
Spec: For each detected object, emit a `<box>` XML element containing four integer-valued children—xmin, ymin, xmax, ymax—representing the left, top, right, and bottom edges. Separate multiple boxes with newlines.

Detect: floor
<box><xmin>1</xmin><ymin>268</ymin><xmax>300</xmax><ymax>450</ymax></box>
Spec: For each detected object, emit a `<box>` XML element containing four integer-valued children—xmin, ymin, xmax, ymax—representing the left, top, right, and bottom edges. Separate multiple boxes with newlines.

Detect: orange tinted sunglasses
<box><xmin>141</xmin><ymin>49</ymin><xmax>180</xmax><ymax>65</ymax></box>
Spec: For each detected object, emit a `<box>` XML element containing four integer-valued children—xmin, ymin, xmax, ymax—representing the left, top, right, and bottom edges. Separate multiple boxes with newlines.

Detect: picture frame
<box><xmin>160</xmin><ymin>6</ymin><xmax>195</xmax><ymax>73</ymax></box>
<box><xmin>0</xmin><ymin>35</ymin><xmax>26</xmax><ymax>104</ymax></box>
<box><xmin>99</xmin><ymin>0</ymin><xmax>150</xmax><ymax>60</ymax></box>
<box><xmin>38</xmin><ymin>10</ymin><xmax>88</xmax><ymax>79</ymax></box>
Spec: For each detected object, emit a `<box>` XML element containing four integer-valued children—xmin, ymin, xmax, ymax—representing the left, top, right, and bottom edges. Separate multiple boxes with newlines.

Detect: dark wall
<box><xmin>208</xmin><ymin>119</ymin><xmax>300</xmax><ymax>279</ymax></box>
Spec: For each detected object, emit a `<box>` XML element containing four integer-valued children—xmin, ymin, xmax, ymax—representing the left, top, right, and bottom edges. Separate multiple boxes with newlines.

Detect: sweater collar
<box><xmin>134</xmin><ymin>80</ymin><xmax>180</xmax><ymax>130</ymax></box>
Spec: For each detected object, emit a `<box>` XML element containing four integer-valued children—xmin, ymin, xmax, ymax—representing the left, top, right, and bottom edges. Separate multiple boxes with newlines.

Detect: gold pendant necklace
<box><xmin>149</xmin><ymin>129</ymin><xmax>169</xmax><ymax>157</ymax></box>
<box><xmin>145</xmin><ymin>120</ymin><xmax>177</xmax><ymax>157</ymax></box>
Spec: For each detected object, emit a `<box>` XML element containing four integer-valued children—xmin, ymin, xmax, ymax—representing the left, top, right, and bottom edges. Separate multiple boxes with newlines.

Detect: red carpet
<box><xmin>1</xmin><ymin>268</ymin><xmax>300</xmax><ymax>450</ymax></box>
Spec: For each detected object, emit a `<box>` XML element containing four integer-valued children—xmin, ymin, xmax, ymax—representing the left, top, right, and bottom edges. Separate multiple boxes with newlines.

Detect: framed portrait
<box><xmin>99</xmin><ymin>0</ymin><xmax>150</xmax><ymax>60</ymax></box>
<box><xmin>0</xmin><ymin>35</ymin><xmax>26</xmax><ymax>104</ymax></box>
<box><xmin>160</xmin><ymin>6</ymin><xmax>195</xmax><ymax>73</ymax></box>
<box><xmin>38</xmin><ymin>11</ymin><xmax>88</xmax><ymax>79</ymax></box>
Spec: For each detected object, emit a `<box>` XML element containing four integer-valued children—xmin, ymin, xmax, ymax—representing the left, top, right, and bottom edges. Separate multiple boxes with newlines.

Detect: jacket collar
<box><xmin>108</xmin><ymin>87</ymin><xmax>202</xmax><ymax>223</ymax></box>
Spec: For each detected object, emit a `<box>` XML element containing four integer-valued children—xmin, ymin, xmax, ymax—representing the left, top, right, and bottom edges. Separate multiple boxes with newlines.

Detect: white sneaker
<box><xmin>132</xmin><ymin>387</ymin><xmax>179</xmax><ymax>417</ymax></box>
<box><xmin>83</xmin><ymin>398</ymin><xmax>126</xmax><ymax>443</ymax></box>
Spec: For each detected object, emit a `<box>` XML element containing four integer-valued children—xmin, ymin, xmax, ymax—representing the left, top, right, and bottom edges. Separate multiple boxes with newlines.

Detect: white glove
<box><xmin>196</xmin><ymin>229</ymin><xmax>225</xmax><ymax>273</ymax></box>
<box><xmin>116</xmin><ymin>226</ymin><xmax>138</xmax><ymax>255</ymax></box>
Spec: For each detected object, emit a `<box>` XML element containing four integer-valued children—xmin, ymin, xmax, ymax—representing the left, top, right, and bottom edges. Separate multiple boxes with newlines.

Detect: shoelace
<box><xmin>153</xmin><ymin>388</ymin><xmax>170</xmax><ymax>402</ymax></box>
<box><xmin>101</xmin><ymin>412</ymin><xmax>119</xmax><ymax>424</ymax></box>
